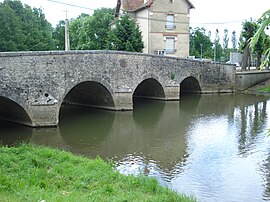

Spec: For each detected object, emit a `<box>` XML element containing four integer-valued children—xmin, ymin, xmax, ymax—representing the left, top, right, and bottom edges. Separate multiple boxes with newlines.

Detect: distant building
<box><xmin>229</xmin><ymin>52</ymin><xmax>243</xmax><ymax>65</ymax></box>
<box><xmin>115</xmin><ymin>0</ymin><xmax>194</xmax><ymax>57</ymax></box>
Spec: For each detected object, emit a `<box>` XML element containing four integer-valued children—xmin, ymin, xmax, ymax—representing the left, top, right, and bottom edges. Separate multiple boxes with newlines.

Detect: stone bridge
<box><xmin>0</xmin><ymin>51</ymin><xmax>235</xmax><ymax>127</ymax></box>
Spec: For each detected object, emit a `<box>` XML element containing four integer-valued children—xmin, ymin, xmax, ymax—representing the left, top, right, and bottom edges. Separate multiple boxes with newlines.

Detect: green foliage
<box><xmin>0</xmin><ymin>4</ymin><xmax>23</xmax><ymax>51</ymax></box>
<box><xmin>189</xmin><ymin>27</ymin><xmax>213</xmax><ymax>59</ymax></box>
<box><xmin>0</xmin><ymin>0</ymin><xmax>54</xmax><ymax>51</ymax></box>
<box><xmin>223</xmin><ymin>29</ymin><xmax>229</xmax><ymax>49</ymax></box>
<box><xmin>213</xmin><ymin>29</ymin><xmax>223</xmax><ymax>62</ymax></box>
<box><xmin>68</xmin><ymin>8</ymin><xmax>115</xmax><ymax>50</ymax></box>
<box><xmin>52</xmin><ymin>20</ymin><xmax>65</xmax><ymax>50</ymax></box>
<box><xmin>106</xmin><ymin>13</ymin><xmax>144</xmax><ymax>52</ymax></box>
<box><xmin>256</xmin><ymin>86</ymin><xmax>270</xmax><ymax>93</ymax></box>
<box><xmin>239</xmin><ymin>20</ymin><xmax>259</xmax><ymax>69</ymax></box>
<box><xmin>231</xmin><ymin>30</ymin><xmax>238</xmax><ymax>50</ymax></box>
<box><xmin>250</xmin><ymin>9</ymin><xmax>270</xmax><ymax>68</ymax></box>
<box><xmin>0</xmin><ymin>144</ymin><xmax>196</xmax><ymax>202</ymax></box>
<box><xmin>222</xmin><ymin>29</ymin><xmax>231</xmax><ymax>62</ymax></box>
<box><xmin>215</xmin><ymin>42</ymin><xmax>223</xmax><ymax>61</ymax></box>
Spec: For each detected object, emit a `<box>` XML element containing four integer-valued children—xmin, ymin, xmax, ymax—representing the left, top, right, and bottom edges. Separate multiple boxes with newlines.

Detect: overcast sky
<box><xmin>3</xmin><ymin>0</ymin><xmax>270</xmax><ymax>46</ymax></box>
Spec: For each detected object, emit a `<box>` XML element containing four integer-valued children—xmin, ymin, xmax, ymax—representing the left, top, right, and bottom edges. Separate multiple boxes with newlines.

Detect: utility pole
<box><xmin>200</xmin><ymin>44</ymin><xmax>203</xmax><ymax>61</ymax></box>
<box><xmin>214</xmin><ymin>43</ymin><xmax>216</xmax><ymax>62</ymax></box>
<box><xmin>64</xmin><ymin>9</ymin><xmax>70</xmax><ymax>51</ymax></box>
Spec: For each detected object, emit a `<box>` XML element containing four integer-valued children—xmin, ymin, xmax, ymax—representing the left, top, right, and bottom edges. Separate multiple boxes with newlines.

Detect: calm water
<box><xmin>1</xmin><ymin>94</ymin><xmax>270</xmax><ymax>202</ymax></box>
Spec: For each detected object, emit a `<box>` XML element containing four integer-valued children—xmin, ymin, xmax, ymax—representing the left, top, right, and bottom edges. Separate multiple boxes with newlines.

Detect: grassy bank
<box><xmin>256</xmin><ymin>86</ymin><xmax>270</xmax><ymax>93</ymax></box>
<box><xmin>0</xmin><ymin>144</ymin><xmax>195</xmax><ymax>202</ymax></box>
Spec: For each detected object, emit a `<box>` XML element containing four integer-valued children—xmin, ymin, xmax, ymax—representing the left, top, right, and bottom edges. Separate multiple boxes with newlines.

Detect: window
<box><xmin>169</xmin><ymin>0</ymin><xmax>174</xmax><ymax>2</ymax></box>
<box><xmin>165</xmin><ymin>37</ymin><xmax>176</xmax><ymax>53</ymax></box>
<box><xmin>166</xmin><ymin>14</ymin><xmax>175</xmax><ymax>30</ymax></box>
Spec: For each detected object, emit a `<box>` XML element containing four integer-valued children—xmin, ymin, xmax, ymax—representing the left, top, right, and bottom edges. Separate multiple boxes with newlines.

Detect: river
<box><xmin>1</xmin><ymin>94</ymin><xmax>270</xmax><ymax>202</ymax></box>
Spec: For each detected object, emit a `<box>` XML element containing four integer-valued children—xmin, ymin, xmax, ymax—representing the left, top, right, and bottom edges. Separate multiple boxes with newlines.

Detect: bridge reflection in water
<box><xmin>0</xmin><ymin>94</ymin><xmax>270</xmax><ymax>202</ymax></box>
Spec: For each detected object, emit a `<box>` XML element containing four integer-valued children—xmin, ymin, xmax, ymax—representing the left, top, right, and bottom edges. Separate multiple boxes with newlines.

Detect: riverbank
<box><xmin>0</xmin><ymin>144</ymin><xmax>195</xmax><ymax>202</ymax></box>
<box><xmin>244</xmin><ymin>78</ymin><xmax>270</xmax><ymax>95</ymax></box>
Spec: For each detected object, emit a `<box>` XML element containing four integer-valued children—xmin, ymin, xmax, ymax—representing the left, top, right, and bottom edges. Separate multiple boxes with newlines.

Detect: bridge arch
<box><xmin>61</xmin><ymin>80</ymin><xmax>115</xmax><ymax>110</ymax></box>
<box><xmin>180</xmin><ymin>76</ymin><xmax>202</xmax><ymax>96</ymax></box>
<box><xmin>133</xmin><ymin>78</ymin><xmax>165</xmax><ymax>100</ymax></box>
<box><xmin>0</xmin><ymin>96</ymin><xmax>32</xmax><ymax>126</ymax></box>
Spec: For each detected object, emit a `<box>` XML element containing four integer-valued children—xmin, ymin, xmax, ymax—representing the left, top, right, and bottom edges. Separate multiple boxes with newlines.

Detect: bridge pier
<box><xmin>113</xmin><ymin>92</ymin><xmax>133</xmax><ymax>111</ymax></box>
<box><xmin>163</xmin><ymin>86</ymin><xmax>180</xmax><ymax>101</ymax></box>
<box><xmin>29</xmin><ymin>104</ymin><xmax>59</xmax><ymax>127</ymax></box>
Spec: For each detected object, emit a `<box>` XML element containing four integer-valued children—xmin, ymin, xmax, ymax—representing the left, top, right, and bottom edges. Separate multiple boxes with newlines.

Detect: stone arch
<box><xmin>61</xmin><ymin>79</ymin><xmax>115</xmax><ymax>110</ymax></box>
<box><xmin>133</xmin><ymin>78</ymin><xmax>165</xmax><ymax>100</ymax></box>
<box><xmin>0</xmin><ymin>96</ymin><xmax>33</xmax><ymax>126</ymax></box>
<box><xmin>180</xmin><ymin>76</ymin><xmax>202</xmax><ymax>96</ymax></box>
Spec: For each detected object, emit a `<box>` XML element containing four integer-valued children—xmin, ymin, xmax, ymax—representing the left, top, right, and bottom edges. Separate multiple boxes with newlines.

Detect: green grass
<box><xmin>256</xmin><ymin>86</ymin><xmax>270</xmax><ymax>93</ymax></box>
<box><xmin>0</xmin><ymin>144</ymin><xmax>196</xmax><ymax>202</ymax></box>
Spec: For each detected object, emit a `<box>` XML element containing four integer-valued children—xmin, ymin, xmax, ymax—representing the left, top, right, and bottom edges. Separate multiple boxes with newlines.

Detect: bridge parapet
<box><xmin>236</xmin><ymin>70</ymin><xmax>270</xmax><ymax>91</ymax></box>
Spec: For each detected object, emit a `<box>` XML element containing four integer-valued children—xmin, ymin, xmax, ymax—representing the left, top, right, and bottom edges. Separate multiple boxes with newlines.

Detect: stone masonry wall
<box><xmin>0</xmin><ymin>50</ymin><xmax>235</xmax><ymax>126</ymax></box>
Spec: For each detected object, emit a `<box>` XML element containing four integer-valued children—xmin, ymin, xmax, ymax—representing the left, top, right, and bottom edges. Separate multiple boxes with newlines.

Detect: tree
<box><xmin>250</xmin><ymin>9</ymin><xmax>270</xmax><ymax>68</ymax></box>
<box><xmin>214</xmin><ymin>29</ymin><xmax>223</xmax><ymax>62</ymax></box>
<box><xmin>69</xmin><ymin>14</ymin><xmax>87</xmax><ymax>50</ymax></box>
<box><xmin>53</xmin><ymin>8</ymin><xmax>115</xmax><ymax>51</ymax></box>
<box><xmin>223</xmin><ymin>29</ymin><xmax>229</xmax><ymax>49</ymax></box>
<box><xmin>231</xmin><ymin>31</ymin><xmax>237</xmax><ymax>50</ymax></box>
<box><xmin>239</xmin><ymin>20</ymin><xmax>258</xmax><ymax>70</ymax></box>
<box><xmin>189</xmin><ymin>27</ymin><xmax>213</xmax><ymax>59</ymax></box>
<box><xmin>53</xmin><ymin>20</ymin><xmax>65</xmax><ymax>50</ymax></box>
<box><xmin>0</xmin><ymin>0</ymin><xmax>54</xmax><ymax>51</ymax></box>
<box><xmin>0</xmin><ymin>3</ymin><xmax>24</xmax><ymax>51</ymax></box>
<box><xmin>24</xmin><ymin>7</ymin><xmax>55</xmax><ymax>50</ymax></box>
<box><xmin>68</xmin><ymin>8</ymin><xmax>115</xmax><ymax>50</ymax></box>
<box><xmin>106</xmin><ymin>13</ymin><xmax>144</xmax><ymax>52</ymax></box>
<box><xmin>222</xmin><ymin>29</ymin><xmax>230</xmax><ymax>62</ymax></box>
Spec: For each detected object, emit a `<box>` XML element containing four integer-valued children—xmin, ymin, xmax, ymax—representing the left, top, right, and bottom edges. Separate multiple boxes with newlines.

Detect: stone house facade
<box><xmin>115</xmin><ymin>0</ymin><xmax>194</xmax><ymax>57</ymax></box>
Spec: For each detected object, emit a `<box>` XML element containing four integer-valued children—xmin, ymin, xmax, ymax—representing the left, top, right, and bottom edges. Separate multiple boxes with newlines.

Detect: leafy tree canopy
<box><xmin>239</xmin><ymin>18</ymin><xmax>270</xmax><ymax>69</ymax></box>
<box><xmin>189</xmin><ymin>27</ymin><xmax>213</xmax><ymax>59</ymax></box>
<box><xmin>0</xmin><ymin>0</ymin><xmax>54</xmax><ymax>51</ymax></box>
<box><xmin>250</xmin><ymin>9</ymin><xmax>270</xmax><ymax>68</ymax></box>
<box><xmin>66</xmin><ymin>8</ymin><xmax>115</xmax><ymax>50</ymax></box>
<box><xmin>106</xmin><ymin>13</ymin><xmax>144</xmax><ymax>52</ymax></box>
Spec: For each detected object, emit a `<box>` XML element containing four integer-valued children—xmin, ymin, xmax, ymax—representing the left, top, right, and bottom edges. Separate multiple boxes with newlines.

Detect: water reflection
<box><xmin>171</xmin><ymin>95</ymin><xmax>270</xmax><ymax>202</ymax></box>
<box><xmin>235</xmin><ymin>100</ymin><xmax>268</xmax><ymax>155</ymax></box>
<box><xmin>0</xmin><ymin>120</ymin><xmax>32</xmax><ymax>146</ymax></box>
<box><xmin>179</xmin><ymin>93</ymin><xmax>201</xmax><ymax>113</ymax></box>
<box><xmin>0</xmin><ymin>94</ymin><xmax>270</xmax><ymax>202</ymax></box>
<box><xmin>261</xmin><ymin>151</ymin><xmax>270</xmax><ymax>200</ymax></box>
<box><xmin>59</xmin><ymin>105</ymin><xmax>115</xmax><ymax>156</ymax></box>
<box><xmin>133</xmin><ymin>98</ymin><xmax>165</xmax><ymax>129</ymax></box>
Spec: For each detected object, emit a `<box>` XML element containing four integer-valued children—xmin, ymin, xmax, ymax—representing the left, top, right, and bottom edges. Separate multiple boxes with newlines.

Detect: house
<box><xmin>115</xmin><ymin>0</ymin><xmax>194</xmax><ymax>57</ymax></box>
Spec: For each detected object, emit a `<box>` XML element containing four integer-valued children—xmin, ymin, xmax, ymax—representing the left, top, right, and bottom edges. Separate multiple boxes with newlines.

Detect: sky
<box><xmin>3</xmin><ymin>0</ymin><xmax>270</xmax><ymax>47</ymax></box>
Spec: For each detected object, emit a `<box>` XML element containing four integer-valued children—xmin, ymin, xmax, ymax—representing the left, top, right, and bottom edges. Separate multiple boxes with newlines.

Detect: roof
<box><xmin>122</xmin><ymin>0</ymin><xmax>144</xmax><ymax>11</ymax></box>
<box><xmin>186</xmin><ymin>0</ymin><xmax>195</xmax><ymax>9</ymax></box>
<box><xmin>115</xmin><ymin>0</ymin><xmax>194</xmax><ymax>17</ymax></box>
